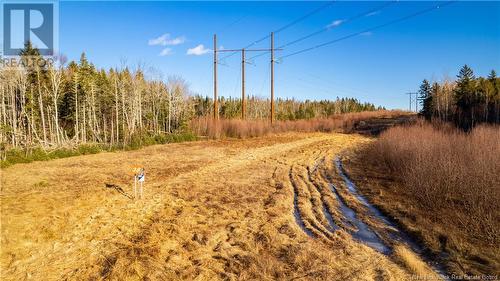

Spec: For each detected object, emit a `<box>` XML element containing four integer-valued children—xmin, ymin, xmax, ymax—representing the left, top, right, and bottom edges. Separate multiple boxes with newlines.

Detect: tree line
<box><xmin>0</xmin><ymin>43</ymin><xmax>381</xmax><ymax>152</ymax></box>
<box><xmin>418</xmin><ymin>65</ymin><xmax>500</xmax><ymax>130</ymax></box>
<box><xmin>1</xmin><ymin>43</ymin><xmax>193</xmax><ymax>151</ymax></box>
<box><xmin>193</xmin><ymin>95</ymin><xmax>380</xmax><ymax>120</ymax></box>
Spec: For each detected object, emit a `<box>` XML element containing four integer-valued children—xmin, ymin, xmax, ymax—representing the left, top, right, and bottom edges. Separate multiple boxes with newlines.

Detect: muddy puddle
<box><xmin>335</xmin><ymin>157</ymin><xmax>449</xmax><ymax>278</ymax></box>
<box><xmin>335</xmin><ymin>157</ymin><xmax>425</xmax><ymax>250</ymax></box>
<box><xmin>335</xmin><ymin>157</ymin><xmax>393</xmax><ymax>225</ymax></box>
<box><xmin>328</xmin><ymin>183</ymin><xmax>391</xmax><ymax>254</ymax></box>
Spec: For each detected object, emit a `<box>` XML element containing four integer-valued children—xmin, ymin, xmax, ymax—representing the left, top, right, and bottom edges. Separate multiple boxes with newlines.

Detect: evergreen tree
<box><xmin>413</xmin><ymin>66</ymin><xmax>499</xmax><ymax>127</ymax></box>
<box><xmin>454</xmin><ymin>65</ymin><xmax>480</xmax><ymax>130</ymax></box>
<box><xmin>418</xmin><ymin>79</ymin><xmax>433</xmax><ymax>120</ymax></box>
<box><xmin>488</xmin><ymin>70</ymin><xmax>497</xmax><ymax>82</ymax></box>
<box><xmin>487</xmin><ymin>69</ymin><xmax>498</xmax><ymax>102</ymax></box>
<box><xmin>59</xmin><ymin>61</ymin><xmax>78</xmax><ymax>135</ymax></box>
<box><xmin>486</xmin><ymin>70</ymin><xmax>499</xmax><ymax>122</ymax></box>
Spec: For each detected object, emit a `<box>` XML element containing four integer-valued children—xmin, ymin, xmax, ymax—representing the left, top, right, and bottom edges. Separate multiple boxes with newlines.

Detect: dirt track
<box><xmin>1</xmin><ymin>132</ymin><xmax>438</xmax><ymax>280</ymax></box>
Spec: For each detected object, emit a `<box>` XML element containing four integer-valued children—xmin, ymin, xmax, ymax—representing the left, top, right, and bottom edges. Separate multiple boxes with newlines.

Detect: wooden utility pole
<box><xmin>213</xmin><ymin>34</ymin><xmax>218</xmax><ymax>120</ymax></box>
<box><xmin>241</xmin><ymin>49</ymin><xmax>246</xmax><ymax>119</ymax></box>
<box><xmin>214</xmin><ymin>34</ymin><xmax>282</xmax><ymax>121</ymax></box>
<box><xmin>270</xmin><ymin>32</ymin><xmax>275</xmax><ymax>124</ymax></box>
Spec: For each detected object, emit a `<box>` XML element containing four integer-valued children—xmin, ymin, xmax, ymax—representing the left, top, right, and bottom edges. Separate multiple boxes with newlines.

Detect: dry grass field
<box><xmin>1</xmin><ymin>131</ymin><xmax>443</xmax><ymax>280</ymax></box>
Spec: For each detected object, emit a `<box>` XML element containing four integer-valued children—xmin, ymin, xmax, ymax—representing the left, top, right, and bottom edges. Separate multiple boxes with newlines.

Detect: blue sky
<box><xmin>59</xmin><ymin>1</ymin><xmax>500</xmax><ymax>109</ymax></box>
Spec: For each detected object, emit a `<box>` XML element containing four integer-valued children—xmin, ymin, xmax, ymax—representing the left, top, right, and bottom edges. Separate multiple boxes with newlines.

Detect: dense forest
<box><xmin>418</xmin><ymin>65</ymin><xmax>500</xmax><ymax>130</ymax></box>
<box><xmin>0</xmin><ymin>43</ymin><xmax>380</xmax><ymax>152</ymax></box>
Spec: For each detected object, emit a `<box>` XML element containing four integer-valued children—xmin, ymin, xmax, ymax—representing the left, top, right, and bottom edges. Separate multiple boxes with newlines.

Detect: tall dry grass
<box><xmin>190</xmin><ymin>110</ymin><xmax>407</xmax><ymax>139</ymax></box>
<box><xmin>369</xmin><ymin>121</ymin><xmax>500</xmax><ymax>244</ymax></box>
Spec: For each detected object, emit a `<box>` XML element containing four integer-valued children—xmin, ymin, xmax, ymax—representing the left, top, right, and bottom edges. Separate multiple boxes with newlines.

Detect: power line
<box><xmin>229</xmin><ymin>16</ymin><xmax>247</xmax><ymax>26</ymax></box>
<box><xmin>212</xmin><ymin>37</ymin><xmax>281</xmax><ymax>122</ymax></box>
<box><xmin>405</xmin><ymin>92</ymin><xmax>419</xmax><ymax>112</ymax></box>
<box><xmin>216</xmin><ymin>16</ymin><xmax>249</xmax><ymax>42</ymax></box>
<box><xmin>280</xmin><ymin>0</ymin><xmax>457</xmax><ymax>60</ymax></box>
<box><xmin>256</xmin><ymin>61</ymin><xmax>271</xmax><ymax>97</ymax></box>
<box><xmin>249</xmin><ymin>1</ymin><xmax>397</xmax><ymax>61</ymax></box>
<box><xmin>282</xmin><ymin>1</ymin><xmax>396</xmax><ymax>48</ymax></box>
<box><xmin>283</xmin><ymin>71</ymin><xmax>372</xmax><ymax>99</ymax></box>
<box><xmin>219</xmin><ymin>0</ymin><xmax>336</xmax><ymax>61</ymax></box>
<box><xmin>272</xmin><ymin>0</ymin><xmax>337</xmax><ymax>35</ymax></box>
<box><xmin>232</xmin><ymin>59</ymin><xmax>242</xmax><ymax>97</ymax></box>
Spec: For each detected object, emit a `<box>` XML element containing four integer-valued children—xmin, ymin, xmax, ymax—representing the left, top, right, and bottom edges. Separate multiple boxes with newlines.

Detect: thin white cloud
<box><xmin>366</xmin><ymin>11</ymin><xmax>380</xmax><ymax>17</ymax></box>
<box><xmin>149</xmin><ymin>34</ymin><xmax>186</xmax><ymax>46</ymax></box>
<box><xmin>149</xmin><ymin>33</ymin><xmax>169</xmax><ymax>46</ymax></box>
<box><xmin>165</xmin><ymin>36</ymin><xmax>186</xmax><ymax>46</ymax></box>
<box><xmin>159</xmin><ymin>48</ymin><xmax>173</xmax><ymax>56</ymax></box>
<box><xmin>360</xmin><ymin>32</ymin><xmax>373</xmax><ymax>36</ymax></box>
<box><xmin>187</xmin><ymin>44</ymin><xmax>211</xmax><ymax>56</ymax></box>
<box><xmin>327</xmin><ymin>19</ymin><xmax>344</xmax><ymax>29</ymax></box>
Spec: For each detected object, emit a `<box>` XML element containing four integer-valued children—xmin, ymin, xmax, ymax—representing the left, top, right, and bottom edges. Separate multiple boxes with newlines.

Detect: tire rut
<box><xmin>288</xmin><ymin>152</ymin><xmax>448</xmax><ymax>279</ymax></box>
<box><xmin>289</xmin><ymin>166</ymin><xmax>333</xmax><ymax>239</ymax></box>
<box><xmin>307</xmin><ymin>160</ymin><xmax>340</xmax><ymax>232</ymax></box>
<box><xmin>289</xmin><ymin>153</ymin><xmax>391</xmax><ymax>254</ymax></box>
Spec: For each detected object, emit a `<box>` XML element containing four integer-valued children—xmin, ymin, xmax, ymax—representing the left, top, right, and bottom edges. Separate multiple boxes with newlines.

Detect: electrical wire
<box><xmin>257</xmin><ymin>61</ymin><xmax>271</xmax><ymax>97</ymax></box>
<box><xmin>280</xmin><ymin>0</ymin><xmax>457</xmax><ymax>60</ymax></box>
<box><xmin>219</xmin><ymin>0</ymin><xmax>337</xmax><ymax>61</ymax></box>
<box><xmin>249</xmin><ymin>1</ymin><xmax>397</xmax><ymax>61</ymax></box>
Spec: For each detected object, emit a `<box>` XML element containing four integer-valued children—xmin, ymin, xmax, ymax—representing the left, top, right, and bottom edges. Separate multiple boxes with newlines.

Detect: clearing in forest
<box><xmin>1</xmin><ymin>132</ymin><xmax>440</xmax><ymax>280</ymax></box>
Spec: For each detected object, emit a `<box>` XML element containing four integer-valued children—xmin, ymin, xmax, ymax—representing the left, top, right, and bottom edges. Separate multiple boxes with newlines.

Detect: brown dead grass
<box><xmin>345</xmin><ymin>121</ymin><xmax>500</xmax><ymax>276</ymax></box>
<box><xmin>191</xmin><ymin>110</ymin><xmax>409</xmax><ymax>139</ymax></box>
<box><xmin>1</xmin><ymin>131</ymin><xmax>436</xmax><ymax>280</ymax></box>
<box><xmin>393</xmin><ymin>245</ymin><xmax>439</xmax><ymax>279</ymax></box>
